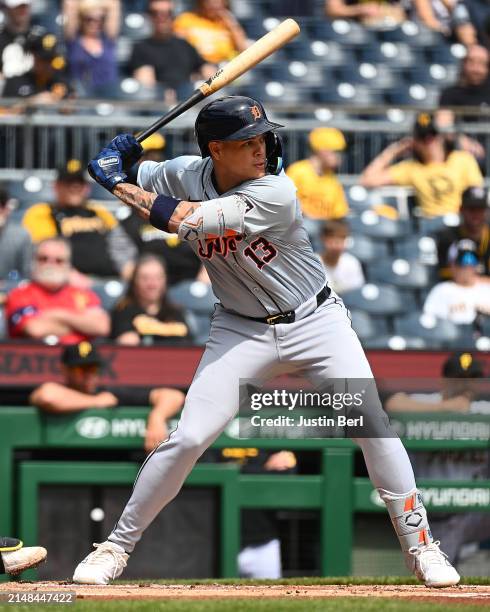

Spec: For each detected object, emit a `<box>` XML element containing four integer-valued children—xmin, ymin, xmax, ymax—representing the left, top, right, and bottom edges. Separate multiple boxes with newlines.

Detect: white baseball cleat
<box><xmin>407</xmin><ymin>540</ymin><xmax>460</xmax><ymax>588</ymax></box>
<box><xmin>1</xmin><ymin>546</ymin><xmax>47</xmax><ymax>575</ymax></box>
<box><xmin>73</xmin><ymin>541</ymin><xmax>128</xmax><ymax>585</ymax></box>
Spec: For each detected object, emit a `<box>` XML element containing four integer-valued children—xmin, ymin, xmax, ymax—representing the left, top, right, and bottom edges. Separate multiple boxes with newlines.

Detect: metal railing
<box><xmin>0</xmin><ymin>104</ymin><xmax>489</xmax><ymax>177</ymax></box>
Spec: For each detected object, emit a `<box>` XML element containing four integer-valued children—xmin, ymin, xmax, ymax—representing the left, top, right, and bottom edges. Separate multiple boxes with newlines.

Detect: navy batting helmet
<box><xmin>195</xmin><ymin>96</ymin><xmax>284</xmax><ymax>175</ymax></box>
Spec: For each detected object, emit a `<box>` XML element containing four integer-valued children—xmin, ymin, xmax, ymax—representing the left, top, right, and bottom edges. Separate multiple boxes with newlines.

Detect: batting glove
<box><xmin>88</xmin><ymin>147</ymin><xmax>127</xmax><ymax>193</ymax></box>
<box><xmin>109</xmin><ymin>133</ymin><xmax>144</xmax><ymax>170</ymax></box>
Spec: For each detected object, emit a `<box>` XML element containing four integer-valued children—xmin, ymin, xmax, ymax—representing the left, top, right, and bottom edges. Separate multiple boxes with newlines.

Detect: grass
<box><xmin>0</xmin><ymin>599</ymin><xmax>487</xmax><ymax>612</ymax></box>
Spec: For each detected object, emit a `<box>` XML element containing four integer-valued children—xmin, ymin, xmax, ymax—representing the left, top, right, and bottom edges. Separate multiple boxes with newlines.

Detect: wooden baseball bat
<box><xmin>136</xmin><ymin>18</ymin><xmax>300</xmax><ymax>143</ymax></box>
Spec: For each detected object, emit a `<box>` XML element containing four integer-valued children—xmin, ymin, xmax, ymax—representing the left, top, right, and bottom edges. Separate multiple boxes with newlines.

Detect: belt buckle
<box><xmin>266</xmin><ymin>313</ymin><xmax>285</xmax><ymax>325</ymax></box>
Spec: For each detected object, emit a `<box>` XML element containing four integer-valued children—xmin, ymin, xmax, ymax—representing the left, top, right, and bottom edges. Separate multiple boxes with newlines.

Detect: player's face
<box><xmin>134</xmin><ymin>260</ymin><xmax>167</xmax><ymax>305</ymax></box>
<box><xmin>64</xmin><ymin>365</ymin><xmax>99</xmax><ymax>394</ymax></box>
<box><xmin>54</xmin><ymin>180</ymin><xmax>90</xmax><ymax>207</ymax></box>
<box><xmin>211</xmin><ymin>134</ymin><xmax>267</xmax><ymax>183</ymax></box>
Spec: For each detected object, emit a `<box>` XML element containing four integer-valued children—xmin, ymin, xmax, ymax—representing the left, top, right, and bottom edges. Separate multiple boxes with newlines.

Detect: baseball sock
<box><xmin>378</xmin><ymin>488</ymin><xmax>433</xmax><ymax>553</ymax></box>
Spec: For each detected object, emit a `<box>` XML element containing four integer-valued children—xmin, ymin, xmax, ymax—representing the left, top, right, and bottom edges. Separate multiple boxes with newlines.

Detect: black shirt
<box><xmin>3</xmin><ymin>68</ymin><xmax>71</xmax><ymax>99</ymax></box>
<box><xmin>49</xmin><ymin>205</ymin><xmax>119</xmax><ymax>277</ymax></box>
<box><xmin>439</xmin><ymin>81</ymin><xmax>490</xmax><ymax>121</ymax></box>
<box><xmin>120</xmin><ymin>210</ymin><xmax>201</xmax><ymax>286</ymax></box>
<box><xmin>435</xmin><ymin>223</ymin><xmax>490</xmax><ymax>278</ymax></box>
<box><xmin>111</xmin><ymin>299</ymin><xmax>192</xmax><ymax>344</ymax></box>
<box><xmin>128</xmin><ymin>35</ymin><xmax>205</xmax><ymax>89</ymax></box>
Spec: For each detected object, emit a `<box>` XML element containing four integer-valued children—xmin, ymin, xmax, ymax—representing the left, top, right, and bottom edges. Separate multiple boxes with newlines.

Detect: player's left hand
<box><xmin>88</xmin><ymin>147</ymin><xmax>127</xmax><ymax>193</ymax></box>
<box><xmin>109</xmin><ymin>134</ymin><xmax>144</xmax><ymax>170</ymax></box>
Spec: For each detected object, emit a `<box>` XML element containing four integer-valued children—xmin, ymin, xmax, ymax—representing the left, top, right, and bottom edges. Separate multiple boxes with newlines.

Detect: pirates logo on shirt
<box><xmin>250</xmin><ymin>105</ymin><xmax>262</xmax><ymax>121</ymax></box>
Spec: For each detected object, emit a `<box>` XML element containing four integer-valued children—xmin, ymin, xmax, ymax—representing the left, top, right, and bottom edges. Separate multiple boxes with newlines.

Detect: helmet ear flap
<box><xmin>265</xmin><ymin>132</ymin><xmax>283</xmax><ymax>176</ymax></box>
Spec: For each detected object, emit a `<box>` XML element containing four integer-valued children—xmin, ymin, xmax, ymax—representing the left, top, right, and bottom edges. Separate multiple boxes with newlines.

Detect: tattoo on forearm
<box><xmin>168</xmin><ymin>201</ymin><xmax>201</xmax><ymax>233</ymax></box>
<box><xmin>113</xmin><ymin>183</ymin><xmax>157</xmax><ymax>219</ymax></box>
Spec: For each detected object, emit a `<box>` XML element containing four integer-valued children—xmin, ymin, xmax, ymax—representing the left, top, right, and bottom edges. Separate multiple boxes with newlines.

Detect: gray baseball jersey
<box><xmin>138</xmin><ymin>156</ymin><xmax>326</xmax><ymax>317</ymax></box>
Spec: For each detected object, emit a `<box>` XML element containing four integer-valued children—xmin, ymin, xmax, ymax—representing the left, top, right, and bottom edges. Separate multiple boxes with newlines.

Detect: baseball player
<box><xmin>0</xmin><ymin>537</ymin><xmax>47</xmax><ymax>575</ymax></box>
<box><xmin>73</xmin><ymin>96</ymin><xmax>459</xmax><ymax>587</ymax></box>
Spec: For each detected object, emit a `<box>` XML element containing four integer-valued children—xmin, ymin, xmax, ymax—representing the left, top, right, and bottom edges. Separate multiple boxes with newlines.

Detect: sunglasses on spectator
<box><xmin>83</xmin><ymin>15</ymin><xmax>104</xmax><ymax>22</ymax></box>
<box><xmin>149</xmin><ymin>9</ymin><xmax>173</xmax><ymax>17</ymax></box>
<box><xmin>35</xmin><ymin>255</ymin><xmax>69</xmax><ymax>264</ymax></box>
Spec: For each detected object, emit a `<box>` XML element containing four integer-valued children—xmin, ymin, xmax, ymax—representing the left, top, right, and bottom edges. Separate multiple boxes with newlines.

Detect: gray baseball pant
<box><xmin>109</xmin><ymin>296</ymin><xmax>417</xmax><ymax>552</ymax></box>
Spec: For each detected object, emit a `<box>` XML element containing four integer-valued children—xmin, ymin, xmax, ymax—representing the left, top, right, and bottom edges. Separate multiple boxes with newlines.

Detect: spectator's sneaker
<box><xmin>73</xmin><ymin>541</ymin><xmax>128</xmax><ymax>585</ymax></box>
<box><xmin>1</xmin><ymin>546</ymin><xmax>47</xmax><ymax>575</ymax></box>
<box><xmin>406</xmin><ymin>540</ymin><xmax>460</xmax><ymax>587</ymax></box>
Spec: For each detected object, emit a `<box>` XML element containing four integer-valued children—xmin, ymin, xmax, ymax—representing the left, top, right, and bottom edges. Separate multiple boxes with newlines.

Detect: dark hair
<box><xmin>0</xmin><ymin>185</ymin><xmax>9</xmax><ymax>207</ymax></box>
<box><xmin>116</xmin><ymin>254</ymin><xmax>182</xmax><ymax>320</ymax></box>
<box><xmin>321</xmin><ymin>218</ymin><xmax>350</xmax><ymax>237</ymax></box>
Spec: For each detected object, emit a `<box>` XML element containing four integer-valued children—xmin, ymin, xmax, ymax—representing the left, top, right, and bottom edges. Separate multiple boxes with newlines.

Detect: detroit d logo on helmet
<box><xmin>250</xmin><ymin>105</ymin><xmax>262</xmax><ymax>121</ymax></box>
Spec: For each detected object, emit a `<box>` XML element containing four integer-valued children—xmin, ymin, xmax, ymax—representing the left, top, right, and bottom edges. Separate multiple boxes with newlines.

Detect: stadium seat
<box><xmin>349</xmin><ymin>211</ymin><xmax>409</xmax><ymax>240</ymax></box>
<box><xmin>377</xmin><ymin>22</ymin><xmax>442</xmax><ymax>46</ymax></box>
<box><xmin>168</xmin><ymin>280</ymin><xmax>217</xmax><ymax>315</ymax></box>
<box><xmin>417</xmin><ymin>214</ymin><xmax>460</xmax><ymax>234</ymax></box>
<box><xmin>394</xmin><ymin>312</ymin><xmax>461</xmax><ymax>347</ymax></box>
<box><xmin>342</xmin><ymin>283</ymin><xmax>416</xmax><ymax>316</ymax></box>
<box><xmin>363</xmin><ymin>335</ymin><xmax>428</xmax><ymax>350</ymax></box>
<box><xmin>366</xmin><ymin>259</ymin><xmax>431</xmax><ymax>289</ymax></box>
<box><xmin>187</xmin><ymin>313</ymin><xmax>212</xmax><ymax>346</ymax></box>
<box><xmin>345</xmin><ymin>234</ymin><xmax>389</xmax><ymax>264</ymax></box>
<box><xmin>309</xmin><ymin>19</ymin><xmax>374</xmax><ymax>46</ymax></box>
<box><xmin>385</xmin><ymin>84</ymin><xmax>440</xmax><ymax>107</ymax></box>
<box><xmin>348</xmin><ymin>309</ymin><xmax>389</xmax><ymax>340</ymax></box>
<box><xmin>288</xmin><ymin>40</ymin><xmax>354</xmax><ymax>66</ymax></box>
<box><xmin>479</xmin><ymin>316</ymin><xmax>490</xmax><ymax>337</ymax></box>
<box><xmin>121</xmin><ymin>11</ymin><xmax>151</xmax><ymax>39</ymax></box>
<box><xmin>88</xmin><ymin>180</ymin><xmax>119</xmax><ymax>204</ymax></box>
<box><xmin>92</xmin><ymin>280</ymin><xmax>126</xmax><ymax>312</ymax></box>
<box><xmin>428</xmin><ymin>42</ymin><xmax>465</xmax><ymax>65</ymax></box>
<box><xmin>8</xmin><ymin>177</ymin><xmax>54</xmax><ymax>206</ymax></box>
<box><xmin>393</xmin><ymin>235</ymin><xmax>438</xmax><ymax>266</ymax></box>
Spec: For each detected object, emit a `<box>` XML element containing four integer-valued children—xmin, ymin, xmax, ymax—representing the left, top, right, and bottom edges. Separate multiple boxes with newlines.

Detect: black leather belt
<box><xmin>242</xmin><ymin>285</ymin><xmax>330</xmax><ymax>325</ymax></box>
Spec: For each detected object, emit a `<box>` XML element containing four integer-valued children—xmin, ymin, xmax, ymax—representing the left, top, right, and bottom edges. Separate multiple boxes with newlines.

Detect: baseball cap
<box><xmin>413</xmin><ymin>112</ymin><xmax>439</xmax><ymax>139</ymax></box>
<box><xmin>25</xmin><ymin>31</ymin><xmax>60</xmax><ymax>61</ymax></box>
<box><xmin>56</xmin><ymin>159</ymin><xmax>87</xmax><ymax>183</ymax></box>
<box><xmin>309</xmin><ymin>127</ymin><xmax>346</xmax><ymax>152</ymax></box>
<box><xmin>443</xmin><ymin>352</ymin><xmax>484</xmax><ymax>378</ymax></box>
<box><xmin>461</xmin><ymin>186</ymin><xmax>489</xmax><ymax>210</ymax></box>
<box><xmin>3</xmin><ymin>0</ymin><xmax>31</xmax><ymax>7</ymax></box>
<box><xmin>61</xmin><ymin>342</ymin><xmax>104</xmax><ymax>368</ymax></box>
<box><xmin>141</xmin><ymin>133</ymin><xmax>166</xmax><ymax>152</ymax></box>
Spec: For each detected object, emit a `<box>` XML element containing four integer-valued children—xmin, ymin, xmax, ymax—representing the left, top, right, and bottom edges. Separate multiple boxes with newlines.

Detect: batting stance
<box><xmin>73</xmin><ymin>96</ymin><xmax>459</xmax><ymax>587</ymax></box>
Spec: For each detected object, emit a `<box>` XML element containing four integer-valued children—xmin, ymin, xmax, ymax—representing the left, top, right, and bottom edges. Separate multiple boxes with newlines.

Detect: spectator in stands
<box><xmin>5</xmin><ymin>237</ymin><xmax>110</xmax><ymax>343</ymax></box>
<box><xmin>0</xmin><ymin>186</ymin><xmax>32</xmax><ymax>288</ymax></box>
<box><xmin>412</xmin><ymin>0</ymin><xmax>477</xmax><ymax>46</ymax></box>
<box><xmin>286</xmin><ymin>127</ymin><xmax>349</xmax><ymax>221</ymax></box>
<box><xmin>438</xmin><ymin>45</ymin><xmax>490</xmax><ymax>125</ymax></box>
<box><xmin>325</xmin><ymin>0</ymin><xmax>406</xmax><ymax>26</ymax></box>
<box><xmin>173</xmin><ymin>0</ymin><xmax>248</xmax><ymax>64</ymax></box>
<box><xmin>117</xmin><ymin>134</ymin><xmax>207</xmax><ymax>286</ymax></box>
<box><xmin>62</xmin><ymin>0</ymin><xmax>120</xmax><ymax>97</ymax></box>
<box><xmin>0</xmin><ymin>0</ymin><xmax>39</xmax><ymax>80</ymax></box>
<box><xmin>3</xmin><ymin>30</ymin><xmax>72</xmax><ymax>103</ymax></box>
<box><xmin>111</xmin><ymin>254</ymin><xmax>192</xmax><ymax>345</ymax></box>
<box><xmin>22</xmin><ymin>161</ymin><xmax>136</xmax><ymax>283</ymax></box>
<box><xmin>29</xmin><ymin>341</ymin><xmax>185</xmax><ymax>453</ymax></box>
<box><xmin>423</xmin><ymin>243</ymin><xmax>490</xmax><ymax>323</ymax></box>
<box><xmin>129</xmin><ymin>0</ymin><xmax>214</xmax><ymax>103</ymax></box>
<box><xmin>436</xmin><ymin>187</ymin><xmax>490</xmax><ymax>279</ymax></box>
<box><xmin>360</xmin><ymin>112</ymin><xmax>483</xmax><ymax>218</ymax></box>
<box><xmin>320</xmin><ymin>220</ymin><xmax>364</xmax><ymax>294</ymax></box>
<box><xmin>386</xmin><ymin>352</ymin><xmax>489</xmax><ymax>565</ymax></box>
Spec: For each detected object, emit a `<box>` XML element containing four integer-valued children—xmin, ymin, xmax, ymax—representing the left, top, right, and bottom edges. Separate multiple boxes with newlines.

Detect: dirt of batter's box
<box><xmin>0</xmin><ymin>582</ymin><xmax>489</xmax><ymax>604</ymax></box>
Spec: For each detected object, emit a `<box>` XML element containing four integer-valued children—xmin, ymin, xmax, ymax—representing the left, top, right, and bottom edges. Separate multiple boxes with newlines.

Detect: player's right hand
<box><xmin>109</xmin><ymin>134</ymin><xmax>144</xmax><ymax>170</ymax></box>
<box><xmin>88</xmin><ymin>147</ymin><xmax>127</xmax><ymax>193</ymax></box>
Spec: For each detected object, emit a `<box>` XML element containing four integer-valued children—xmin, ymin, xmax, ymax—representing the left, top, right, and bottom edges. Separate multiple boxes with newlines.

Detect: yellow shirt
<box><xmin>22</xmin><ymin>202</ymin><xmax>117</xmax><ymax>242</ymax></box>
<box><xmin>286</xmin><ymin>159</ymin><xmax>349</xmax><ymax>220</ymax></box>
<box><xmin>389</xmin><ymin>151</ymin><xmax>483</xmax><ymax>217</ymax></box>
<box><xmin>173</xmin><ymin>12</ymin><xmax>236</xmax><ymax>63</ymax></box>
